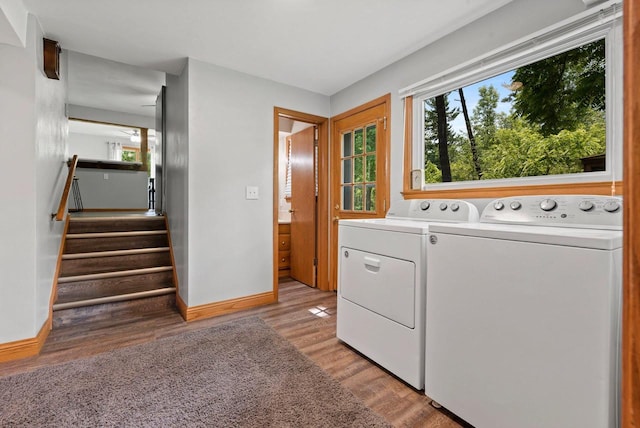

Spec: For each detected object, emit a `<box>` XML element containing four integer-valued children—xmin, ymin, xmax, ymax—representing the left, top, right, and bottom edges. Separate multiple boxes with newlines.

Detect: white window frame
<box><xmin>401</xmin><ymin>0</ymin><xmax>622</xmax><ymax>191</ymax></box>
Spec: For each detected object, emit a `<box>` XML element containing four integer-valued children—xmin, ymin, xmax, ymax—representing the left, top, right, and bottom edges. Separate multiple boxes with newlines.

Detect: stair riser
<box><xmin>56</xmin><ymin>270</ymin><xmax>175</xmax><ymax>304</ymax></box>
<box><xmin>68</xmin><ymin>218</ymin><xmax>166</xmax><ymax>234</ymax></box>
<box><xmin>60</xmin><ymin>252</ymin><xmax>172</xmax><ymax>277</ymax></box>
<box><xmin>52</xmin><ymin>294</ymin><xmax>176</xmax><ymax>329</ymax></box>
<box><xmin>65</xmin><ymin>234</ymin><xmax>168</xmax><ymax>254</ymax></box>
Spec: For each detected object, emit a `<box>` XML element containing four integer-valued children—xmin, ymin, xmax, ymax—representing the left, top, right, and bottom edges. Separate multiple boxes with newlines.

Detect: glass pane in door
<box><xmin>366</xmin><ymin>184</ymin><xmax>376</xmax><ymax>211</ymax></box>
<box><xmin>366</xmin><ymin>155</ymin><xmax>376</xmax><ymax>182</ymax></box>
<box><xmin>354</xmin><ymin>157</ymin><xmax>363</xmax><ymax>183</ymax></box>
<box><xmin>342</xmin><ymin>186</ymin><xmax>353</xmax><ymax>210</ymax></box>
<box><xmin>366</xmin><ymin>125</ymin><xmax>376</xmax><ymax>153</ymax></box>
<box><xmin>342</xmin><ymin>132</ymin><xmax>352</xmax><ymax>157</ymax></box>
<box><xmin>354</xmin><ymin>128</ymin><xmax>364</xmax><ymax>155</ymax></box>
<box><xmin>342</xmin><ymin>159</ymin><xmax>352</xmax><ymax>184</ymax></box>
<box><xmin>354</xmin><ymin>185</ymin><xmax>364</xmax><ymax>211</ymax></box>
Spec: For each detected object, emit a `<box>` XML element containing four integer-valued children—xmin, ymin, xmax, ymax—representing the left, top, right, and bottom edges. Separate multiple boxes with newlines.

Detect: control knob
<box><xmin>540</xmin><ymin>199</ymin><xmax>557</xmax><ymax>212</ymax></box>
<box><xmin>510</xmin><ymin>201</ymin><xmax>522</xmax><ymax>211</ymax></box>
<box><xmin>493</xmin><ymin>201</ymin><xmax>505</xmax><ymax>211</ymax></box>
<box><xmin>603</xmin><ymin>200</ymin><xmax>621</xmax><ymax>213</ymax></box>
<box><xmin>439</xmin><ymin>203</ymin><xmax>448</xmax><ymax>211</ymax></box>
<box><xmin>578</xmin><ymin>200</ymin><xmax>595</xmax><ymax>212</ymax></box>
<box><xmin>420</xmin><ymin>201</ymin><xmax>430</xmax><ymax>211</ymax></box>
<box><xmin>450</xmin><ymin>203</ymin><xmax>460</xmax><ymax>212</ymax></box>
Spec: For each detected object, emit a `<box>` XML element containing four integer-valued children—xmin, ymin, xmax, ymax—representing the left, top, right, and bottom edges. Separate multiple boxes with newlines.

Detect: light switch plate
<box><xmin>246</xmin><ymin>186</ymin><xmax>259</xmax><ymax>200</ymax></box>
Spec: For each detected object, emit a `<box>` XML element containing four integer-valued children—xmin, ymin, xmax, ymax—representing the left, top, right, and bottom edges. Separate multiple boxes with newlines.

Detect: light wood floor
<box><xmin>0</xmin><ymin>279</ymin><xmax>470</xmax><ymax>428</ymax></box>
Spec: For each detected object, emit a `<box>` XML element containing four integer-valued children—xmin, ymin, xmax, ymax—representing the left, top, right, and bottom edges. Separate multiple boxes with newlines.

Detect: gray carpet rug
<box><xmin>0</xmin><ymin>317</ymin><xmax>390</xmax><ymax>427</ymax></box>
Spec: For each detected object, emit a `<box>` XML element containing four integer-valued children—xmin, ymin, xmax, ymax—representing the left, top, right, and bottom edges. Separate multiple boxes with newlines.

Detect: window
<box><xmin>122</xmin><ymin>146</ymin><xmax>152</xmax><ymax>174</ymax></box>
<box><xmin>402</xmin><ymin>2</ymin><xmax>622</xmax><ymax>194</ymax></box>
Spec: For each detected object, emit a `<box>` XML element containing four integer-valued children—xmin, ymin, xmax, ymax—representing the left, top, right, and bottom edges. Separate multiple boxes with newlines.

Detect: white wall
<box><xmin>74</xmin><ymin>168</ymin><xmax>148</xmax><ymax>209</ymax></box>
<box><xmin>68</xmin><ymin>133</ymin><xmax>130</xmax><ymax>160</ymax></box>
<box><xmin>165</xmin><ymin>71</ymin><xmax>189</xmax><ymax>303</ymax></box>
<box><xmin>0</xmin><ymin>14</ymin><xmax>67</xmax><ymax>343</ymax></box>
<box><xmin>170</xmin><ymin>58</ymin><xmax>330</xmax><ymax>307</ymax></box>
<box><xmin>0</xmin><ymin>14</ymin><xmax>36</xmax><ymax>343</ymax></box>
<box><xmin>330</xmin><ymin>0</ymin><xmax>588</xmax><ymax>202</ymax></box>
<box><xmin>67</xmin><ymin>105</ymin><xmax>155</xmax><ymax>130</ymax></box>
<box><xmin>34</xmin><ymin>21</ymin><xmax>68</xmax><ymax>330</ymax></box>
<box><xmin>0</xmin><ymin>0</ymin><xmax>28</xmax><ymax>47</ymax></box>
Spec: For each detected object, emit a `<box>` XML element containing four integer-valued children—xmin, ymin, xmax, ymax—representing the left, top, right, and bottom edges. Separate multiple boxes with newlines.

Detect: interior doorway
<box><xmin>273</xmin><ymin>108</ymin><xmax>329</xmax><ymax>297</ymax></box>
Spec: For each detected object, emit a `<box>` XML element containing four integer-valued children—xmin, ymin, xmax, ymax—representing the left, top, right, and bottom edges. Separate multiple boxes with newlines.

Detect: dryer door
<box><xmin>339</xmin><ymin>247</ymin><xmax>415</xmax><ymax>328</ymax></box>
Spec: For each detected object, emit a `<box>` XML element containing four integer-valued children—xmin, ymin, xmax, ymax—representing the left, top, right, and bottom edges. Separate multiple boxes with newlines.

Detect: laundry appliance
<box><xmin>425</xmin><ymin>195</ymin><xmax>622</xmax><ymax>428</ymax></box>
<box><xmin>337</xmin><ymin>199</ymin><xmax>479</xmax><ymax>389</ymax></box>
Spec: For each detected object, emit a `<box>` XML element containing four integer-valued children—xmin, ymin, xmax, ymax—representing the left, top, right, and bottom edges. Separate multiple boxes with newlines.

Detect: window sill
<box><xmin>402</xmin><ymin>180</ymin><xmax>622</xmax><ymax>199</ymax></box>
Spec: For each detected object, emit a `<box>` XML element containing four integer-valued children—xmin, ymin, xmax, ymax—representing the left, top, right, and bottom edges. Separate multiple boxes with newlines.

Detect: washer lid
<box><xmin>338</xmin><ymin>218</ymin><xmax>433</xmax><ymax>234</ymax></box>
<box><xmin>428</xmin><ymin>222</ymin><xmax>622</xmax><ymax>250</ymax></box>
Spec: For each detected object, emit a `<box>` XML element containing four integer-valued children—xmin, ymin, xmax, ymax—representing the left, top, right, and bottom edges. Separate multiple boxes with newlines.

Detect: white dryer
<box><xmin>337</xmin><ymin>199</ymin><xmax>479</xmax><ymax>389</ymax></box>
<box><xmin>425</xmin><ymin>195</ymin><xmax>622</xmax><ymax>428</ymax></box>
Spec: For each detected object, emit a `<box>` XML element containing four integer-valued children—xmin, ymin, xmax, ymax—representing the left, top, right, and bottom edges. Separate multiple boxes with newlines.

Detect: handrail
<box><xmin>53</xmin><ymin>155</ymin><xmax>79</xmax><ymax>221</ymax></box>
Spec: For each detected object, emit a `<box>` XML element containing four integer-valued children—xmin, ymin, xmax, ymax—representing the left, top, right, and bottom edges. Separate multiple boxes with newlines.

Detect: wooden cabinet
<box><xmin>278</xmin><ymin>223</ymin><xmax>291</xmax><ymax>278</ymax></box>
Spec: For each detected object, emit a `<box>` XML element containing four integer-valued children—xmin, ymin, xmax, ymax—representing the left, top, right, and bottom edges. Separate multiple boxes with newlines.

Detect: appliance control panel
<box><xmin>481</xmin><ymin>195</ymin><xmax>622</xmax><ymax>229</ymax></box>
<box><xmin>386</xmin><ymin>199</ymin><xmax>479</xmax><ymax>222</ymax></box>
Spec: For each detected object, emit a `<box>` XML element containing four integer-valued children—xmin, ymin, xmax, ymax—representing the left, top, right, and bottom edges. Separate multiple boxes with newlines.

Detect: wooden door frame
<box><xmin>329</xmin><ymin>93</ymin><xmax>391</xmax><ymax>291</ymax></box>
<box><xmin>273</xmin><ymin>108</ymin><xmax>330</xmax><ymax>296</ymax></box>
<box><xmin>623</xmin><ymin>0</ymin><xmax>639</xmax><ymax>426</ymax></box>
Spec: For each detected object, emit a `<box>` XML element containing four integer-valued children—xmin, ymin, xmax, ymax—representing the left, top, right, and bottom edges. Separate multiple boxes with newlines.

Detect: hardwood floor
<box><xmin>0</xmin><ymin>279</ymin><xmax>469</xmax><ymax>428</ymax></box>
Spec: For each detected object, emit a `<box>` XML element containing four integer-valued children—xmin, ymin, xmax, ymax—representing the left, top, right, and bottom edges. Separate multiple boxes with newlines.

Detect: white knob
<box><xmin>603</xmin><ymin>200</ymin><xmax>620</xmax><ymax>213</ymax></box>
<box><xmin>420</xmin><ymin>201</ymin><xmax>430</xmax><ymax>211</ymax></box>
<box><xmin>493</xmin><ymin>202</ymin><xmax>504</xmax><ymax>211</ymax></box>
<box><xmin>439</xmin><ymin>203</ymin><xmax>448</xmax><ymax>211</ymax></box>
<box><xmin>540</xmin><ymin>199</ymin><xmax>557</xmax><ymax>212</ymax></box>
<box><xmin>510</xmin><ymin>201</ymin><xmax>522</xmax><ymax>210</ymax></box>
<box><xmin>450</xmin><ymin>203</ymin><xmax>460</xmax><ymax>212</ymax></box>
<box><xmin>578</xmin><ymin>200</ymin><xmax>594</xmax><ymax>212</ymax></box>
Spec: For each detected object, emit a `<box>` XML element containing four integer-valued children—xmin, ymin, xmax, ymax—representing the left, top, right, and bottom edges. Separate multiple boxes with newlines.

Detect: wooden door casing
<box><xmin>623</xmin><ymin>0</ymin><xmax>640</xmax><ymax>426</ymax></box>
<box><xmin>290</xmin><ymin>126</ymin><xmax>317</xmax><ymax>287</ymax></box>
<box><xmin>273</xmin><ymin>108</ymin><xmax>329</xmax><ymax>296</ymax></box>
<box><xmin>329</xmin><ymin>94</ymin><xmax>391</xmax><ymax>291</ymax></box>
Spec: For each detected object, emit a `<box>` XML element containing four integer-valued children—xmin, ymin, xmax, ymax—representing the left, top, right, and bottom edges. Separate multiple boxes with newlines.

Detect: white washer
<box><xmin>337</xmin><ymin>199</ymin><xmax>479</xmax><ymax>389</ymax></box>
<box><xmin>425</xmin><ymin>195</ymin><xmax>622</xmax><ymax>428</ymax></box>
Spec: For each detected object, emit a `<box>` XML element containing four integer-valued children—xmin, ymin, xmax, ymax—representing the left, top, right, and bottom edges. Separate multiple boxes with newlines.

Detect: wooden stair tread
<box><xmin>64</xmin><ymin>234</ymin><xmax>169</xmax><ymax>254</ymax></box>
<box><xmin>67</xmin><ymin>217</ymin><xmax>167</xmax><ymax>234</ymax></box>
<box><xmin>58</xmin><ymin>266</ymin><xmax>174</xmax><ymax>283</ymax></box>
<box><xmin>66</xmin><ymin>230</ymin><xmax>168</xmax><ymax>239</ymax></box>
<box><xmin>52</xmin><ymin>294</ymin><xmax>177</xmax><ymax>328</ymax></box>
<box><xmin>52</xmin><ymin>288</ymin><xmax>176</xmax><ymax>311</ymax></box>
<box><xmin>62</xmin><ymin>247</ymin><xmax>170</xmax><ymax>260</ymax></box>
<box><xmin>60</xmin><ymin>252</ymin><xmax>172</xmax><ymax>277</ymax></box>
<box><xmin>55</xmin><ymin>282</ymin><xmax>176</xmax><ymax>305</ymax></box>
<box><xmin>69</xmin><ymin>215</ymin><xmax>165</xmax><ymax>222</ymax></box>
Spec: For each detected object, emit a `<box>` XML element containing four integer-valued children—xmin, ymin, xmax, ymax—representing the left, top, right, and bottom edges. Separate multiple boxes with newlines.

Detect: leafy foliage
<box><xmin>510</xmin><ymin>39</ymin><xmax>605</xmax><ymax>136</ymax></box>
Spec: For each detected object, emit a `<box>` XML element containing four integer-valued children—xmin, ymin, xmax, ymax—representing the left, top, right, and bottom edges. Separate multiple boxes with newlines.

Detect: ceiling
<box><xmin>69</xmin><ymin>120</ymin><xmax>155</xmax><ymax>142</ymax></box>
<box><xmin>68</xmin><ymin>51</ymin><xmax>165</xmax><ymax>118</ymax></box>
<box><xmin>24</xmin><ymin>0</ymin><xmax>512</xmax><ymax>97</ymax></box>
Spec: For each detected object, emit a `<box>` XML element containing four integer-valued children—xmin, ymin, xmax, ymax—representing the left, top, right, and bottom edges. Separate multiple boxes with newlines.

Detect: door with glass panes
<box><xmin>330</xmin><ymin>95</ymin><xmax>390</xmax><ymax>290</ymax></box>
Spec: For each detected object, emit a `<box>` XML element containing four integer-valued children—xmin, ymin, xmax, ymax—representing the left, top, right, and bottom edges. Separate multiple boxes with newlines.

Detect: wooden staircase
<box><xmin>53</xmin><ymin>215</ymin><xmax>178</xmax><ymax>328</ymax></box>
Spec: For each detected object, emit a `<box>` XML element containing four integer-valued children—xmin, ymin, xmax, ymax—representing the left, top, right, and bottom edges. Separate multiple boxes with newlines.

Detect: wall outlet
<box><xmin>103</xmin><ymin>173</ymin><xmax>109</xmax><ymax>180</ymax></box>
<box><xmin>246</xmin><ymin>186</ymin><xmax>259</xmax><ymax>200</ymax></box>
